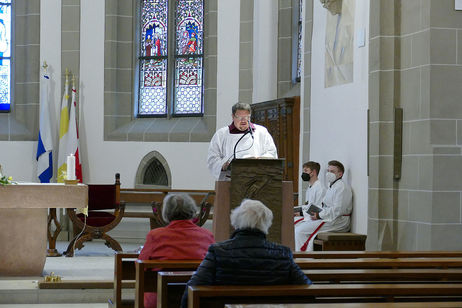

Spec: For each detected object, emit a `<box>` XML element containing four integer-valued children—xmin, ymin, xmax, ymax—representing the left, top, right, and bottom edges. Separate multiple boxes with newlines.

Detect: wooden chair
<box><xmin>150</xmin><ymin>191</ymin><xmax>213</xmax><ymax>229</ymax></box>
<box><xmin>65</xmin><ymin>173</ymin><xmax>126</xmax><ymax>257</ymax></box>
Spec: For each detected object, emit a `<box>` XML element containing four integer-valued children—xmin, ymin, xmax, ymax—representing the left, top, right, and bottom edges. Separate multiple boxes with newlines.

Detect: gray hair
<box><xmin>232</xmin><ymin>102</ymin><xmax>252</xmax><ymax>115</ymax></box>
<box><xmin>230</xmin><ymin>199</ymin><xmax>273</xmax><ymax>234</ymax></box>
<box><xmin>162</xmin><ymin>193</ymin><xmax>198</xmax><ymax>223</ymax></box>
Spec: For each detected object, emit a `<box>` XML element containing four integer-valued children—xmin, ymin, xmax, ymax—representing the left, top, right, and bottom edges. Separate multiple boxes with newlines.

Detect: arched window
<box><xmin>137</xmin><ymin>0</ymin><xmax>204</xmax><ymax>117</ymax></box>
<box><xmin>0</xmin><ymin>0</ymin><xmax>12</xmax><ymax>112</ymax></box>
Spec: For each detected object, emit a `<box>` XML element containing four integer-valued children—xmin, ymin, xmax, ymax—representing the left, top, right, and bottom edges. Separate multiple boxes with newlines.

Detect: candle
<box><xmin>67</xmin><ymin>154</ymin><xmax>76</xmax><ymax>180</ymax></box>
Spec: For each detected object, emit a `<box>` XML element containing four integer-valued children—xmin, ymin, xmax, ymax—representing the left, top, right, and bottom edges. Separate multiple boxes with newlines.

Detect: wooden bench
<box><xmin>155</xmin><ymin>256</ymin><xmax>462</xmax><ymax>306</ymax></box>
<box><xmin>294</xmin><ymin>257</ymin><xmax>462</xmax><ymax>269</ymax></box>
<box><xmin>155</xmin><ymin>267</ymin><xmax>462</xmax><ymax>306</ymax></box>
<box><xmin>120</xmin><ymin>189</ymin><xmax>214</xmax><ymax>228</ymax></box>
<box><xmin>305</xmin><ymin>268</ymin><xmax>462</xmax><ymax>283</ymax></box>
<box><xmin>110</xmin><ymin>252</ymin><xmax>139</xmax><ymax>308</ymax></box>
<box><xmin>156</xmin><ymin>267</ymin><xmax>462</xmax><ymax>290</ymax></box>
<box><xmin>135</xmin><ymin>259</ymin><xmax>202</xmax><ymax>308</ymax></box>
<box><xmin>117</xmin><ymin>252</ymin><xmax>462</xmax><ymax>307</ymax></box>
<box><xmin>313</xmin><ymin>232</ymin><xmax>367</xmax><ymax>251</ymax></box>
<box><xmin>293</xmin><ymin>250</ymin><xmax>462</xmax><ymax>259</ymax></box>
<box><xmin>225</xmin><ymin>303</ymin><xmax>462</xmax><ymax>308</ymax></box>
<box><xmin>187</xmin><ymin>284</ymin><xmax>462</xmax><ymax>307</ymax></box>
<box><xmin>109</xmin><ymin>252</ymin><xmax>203</xmax><ymax>308</ymax></box>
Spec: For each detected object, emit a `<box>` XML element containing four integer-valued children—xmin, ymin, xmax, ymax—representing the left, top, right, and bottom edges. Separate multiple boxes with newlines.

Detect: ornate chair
<box><xmin>65</xmin><ymin>173</ymin><xmax>126</xmax><ymax>257</ymax></box>
<box><xmin>150</xmin><ymin>192</ymin><xmax>214</xmax><ymax>229</ymax></box>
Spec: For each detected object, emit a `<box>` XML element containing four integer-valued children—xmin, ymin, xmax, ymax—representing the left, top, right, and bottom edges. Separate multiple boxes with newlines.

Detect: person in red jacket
<box><xmin>138</xmin><ymin>193</ymin><xmax>215</xmax><ymax>308</ymax></box>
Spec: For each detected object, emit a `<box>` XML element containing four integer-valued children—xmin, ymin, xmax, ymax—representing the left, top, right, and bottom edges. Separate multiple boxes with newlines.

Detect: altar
<box><xmin>0</xmin><ymin>183</ymin><xmax>87</xmax><ymax>276</ymax></box>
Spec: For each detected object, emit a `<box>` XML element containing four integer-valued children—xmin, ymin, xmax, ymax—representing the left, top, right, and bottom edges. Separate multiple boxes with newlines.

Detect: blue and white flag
<box><xmin>36</xmin><ymin>72</ymin><xmax>53</xmax><ymax>183</ymax></box>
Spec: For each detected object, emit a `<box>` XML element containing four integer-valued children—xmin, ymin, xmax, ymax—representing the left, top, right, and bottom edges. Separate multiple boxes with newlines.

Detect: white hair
<box><xmin>162</xmin><ymin>193</ymin><xmax>198</xmax><ymax>223</ymax></box>
<box><xmin>230</xmin><ymin>199</ymin><xmax>273</xmax><ymax>234</ymax></box>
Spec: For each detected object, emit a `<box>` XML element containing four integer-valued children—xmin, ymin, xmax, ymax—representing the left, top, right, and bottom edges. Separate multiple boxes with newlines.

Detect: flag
<box><xmin>68</xmin><ymin>84</ymin><xmax>82</xmax><ymax>182</ymax></box>
<box><xmin>36</xmin><ymin>73</ymin><xmax>53</xmax><ymax>183</ymax></box>
<box><xmin>57</xmin><ymin>75</ymin><xmax>70</xmax><ymax>182</ymax></box>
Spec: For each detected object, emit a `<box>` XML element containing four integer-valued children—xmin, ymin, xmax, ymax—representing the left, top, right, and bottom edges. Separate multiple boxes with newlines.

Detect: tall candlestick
<box><xmin>67</xmin><ymin>154</ymin><xmax>76</xmax><ymax>180</ymax></box>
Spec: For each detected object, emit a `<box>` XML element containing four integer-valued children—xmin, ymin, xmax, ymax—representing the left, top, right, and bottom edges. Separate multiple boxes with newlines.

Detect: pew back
<box><xmin>187</xmin><ymin>284</ymin><xmax>462</xmax><ymax>308</ymax></box>
<box><xmin>294</xmin><ymin>257</ymin><xmax>462</xmax><ymax>269</ymax></box>
<box><xmin>224</xmin><ymin>303</ymin><xmax>462</xmax><ymax>308</ymax></box>
<box><xmin>135</xmin><ymin>259</ymin><xmax>202</xmax><ymax>308</ymax></box>
<box><xmin>293</xmin><ymin>251</ymin><xmax>462</xmax><ymax>259</ymax></box>
<box><xmin>113</xmin><ymin>252</ymin><xmax>138</xmax><ymax>308</ymax></box>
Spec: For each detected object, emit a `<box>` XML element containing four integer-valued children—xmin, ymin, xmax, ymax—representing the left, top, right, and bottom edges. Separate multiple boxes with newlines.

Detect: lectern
<box><xmin>213</xmin><ymin>159</ymin><xmax>294</xmax><ymax>249</ymax></box>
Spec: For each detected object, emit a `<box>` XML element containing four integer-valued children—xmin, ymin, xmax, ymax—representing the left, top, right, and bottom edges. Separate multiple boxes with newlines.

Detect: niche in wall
<box><xmin>135</xmin><ymin>151</ymin><xmax>171</xmax><ymax>189</ymax></box>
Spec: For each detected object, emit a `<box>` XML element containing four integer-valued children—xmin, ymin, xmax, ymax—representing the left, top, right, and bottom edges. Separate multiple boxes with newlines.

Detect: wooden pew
<box><xmin>187</xmin><ymin>284</ymin><xmax>462</xmax><ymax>308</ymax></box>
<box><xmin>293</xmin><ymin>250</ymin><xmax>462</xmax><ymax>259</ymax></box>
<box><xmin>135</xmin><ymin>259</ymin><xmax>202</xmax><ymax>308</ymax></box>
<box><xmin>119</xmin><ymin>189</ymin><xmax>215</xmax><ymax>228</ymax></box>
<box><xmin>156</xmin><ymin>267</ymin><xmax>462</xmax><ymax>306</ymax></box>
<box><xmin>128</xmin><ymin>253</ymin><xmax>462</xmax><ymax>307</ymax></box>
<box><xmin>225</xmin><ymin>303</ymin><xmax>462</xmax><ymax>308</ymax></box>
<box><xmin>120</xmin><ymin>189</ymin><xmax>214</xmax><ymax>206</ymax></box>
<box><xmin>305</xmin><ymin>268</ymin><xmax>462</xmax><ymax>283</ymax></box>
<box><xmin>294</xmin><ymin>257</ymin><xmax>462</xmax><ymax>269</ymax></box>
<box><xmin>111</xmin><ymin>252</ymin><xmax>139</xmax><ymax>308</ymax></box>
<box><xmin>157</xmin><ymin>271</ymin><xmax>194</xmax><ymax>307</ymax></box>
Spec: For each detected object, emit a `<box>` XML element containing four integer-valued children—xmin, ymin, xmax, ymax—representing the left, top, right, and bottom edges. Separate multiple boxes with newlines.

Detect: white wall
<box><xmin>252</xmin><ymin>0</ymin><xmax>278</xmax><ymax>103</ymax></box>
<box><xmin>1</xmin><ymin>0</ymin><xmax>242</xmax><ymax>190</ymax></box>
<box><xmin>0</xmin><ymin>0</ymin><xmax>61</xmax><ymax>183</ymax></box>
<box><xmin>310</xmin><ymin>0</ymin><xmax>369</xmax><ymax>234</ymax></box>
<box><xmin>216</xmin><ymin>0</ymin><xmax>240</xmax><ymax>129</ymax></box>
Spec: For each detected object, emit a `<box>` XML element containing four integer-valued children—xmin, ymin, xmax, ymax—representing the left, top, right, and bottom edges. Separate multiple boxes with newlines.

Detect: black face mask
<box><xmin>301</xmin><ymin>172</ymin><xmax>310</xmax><ymax>182</ymax></box>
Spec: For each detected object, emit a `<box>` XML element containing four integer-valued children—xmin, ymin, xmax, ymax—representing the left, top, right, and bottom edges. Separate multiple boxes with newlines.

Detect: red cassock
<box><xmin>138</xmin><ymin>220</ymin><xmax>215</xmax><ymax>308</ymax></box>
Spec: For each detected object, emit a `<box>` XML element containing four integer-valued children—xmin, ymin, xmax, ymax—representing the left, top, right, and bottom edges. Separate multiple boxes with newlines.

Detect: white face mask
<box><xmin>326</xmin><ymin>172</ymin><xmax>337</xmax><ymax>184</ymax></box>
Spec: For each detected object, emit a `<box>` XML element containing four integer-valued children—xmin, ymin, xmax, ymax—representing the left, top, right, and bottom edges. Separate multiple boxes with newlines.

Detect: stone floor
<box><xmin>0</xmin><ymin>241</ymin><xmax>141</xmax><ymax>307</ymax></box>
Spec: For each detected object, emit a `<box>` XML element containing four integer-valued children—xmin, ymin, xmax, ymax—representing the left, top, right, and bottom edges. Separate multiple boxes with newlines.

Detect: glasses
<box><xmin>234</xmin><ymin>115</ymin><xmax>251</xmax><ymax>121</ymax></box>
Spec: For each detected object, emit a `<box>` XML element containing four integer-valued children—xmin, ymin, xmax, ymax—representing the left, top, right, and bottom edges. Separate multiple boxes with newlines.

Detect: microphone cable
<box><xmin>224</xmin><ymin>129</ymin><xmax>255</xmax><ymax>168</ymax></box>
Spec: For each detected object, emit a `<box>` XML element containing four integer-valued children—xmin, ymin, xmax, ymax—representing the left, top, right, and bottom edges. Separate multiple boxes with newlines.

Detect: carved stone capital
<box><xmin>320</xmin><ymin>0</ymin><xmax>343</xmax><ymax>15</ymax></box>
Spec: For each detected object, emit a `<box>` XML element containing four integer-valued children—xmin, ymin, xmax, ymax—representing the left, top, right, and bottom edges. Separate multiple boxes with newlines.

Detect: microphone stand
<box><xmin>227</xmin><ymin>129</ymin><xmax>251</xmax><ymax>170</ymax></box>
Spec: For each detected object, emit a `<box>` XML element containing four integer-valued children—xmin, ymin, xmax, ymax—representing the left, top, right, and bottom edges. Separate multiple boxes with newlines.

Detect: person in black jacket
<box><xmin>181</xmin><ymin>198</ymin><xmax>311</xmax><ymax>307</ymax></box>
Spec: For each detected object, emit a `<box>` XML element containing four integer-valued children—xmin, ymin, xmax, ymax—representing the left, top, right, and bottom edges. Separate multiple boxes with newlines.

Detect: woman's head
<box><xmin>162</xmin><ymin>193</ymin><xmax>198</xmax><ymax>223</ymax></box>
<box><xmin>230</xmin><ymin>199</ymin><xmax>273</xmax><ymax>234</ymax></box>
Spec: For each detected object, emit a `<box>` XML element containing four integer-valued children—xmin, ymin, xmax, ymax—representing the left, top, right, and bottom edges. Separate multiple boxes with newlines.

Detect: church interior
<box><xmin>2</xmin><ymin>0</ymin><xmax>462</xmax><ymax>307</ymax></box>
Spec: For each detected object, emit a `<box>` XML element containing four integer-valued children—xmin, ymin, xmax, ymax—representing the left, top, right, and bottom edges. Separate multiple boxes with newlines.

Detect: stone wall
<box><xmin>369</xmin><ymin>0</ymin><xmax>462</xmax><ymax>250</ymax></box>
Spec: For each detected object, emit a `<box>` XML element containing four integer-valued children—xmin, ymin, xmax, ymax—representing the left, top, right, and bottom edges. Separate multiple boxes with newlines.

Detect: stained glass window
<box><xmin>0</xmin><ymin>0</ymin><xmax>11</xmax><ymax>112</ymax></box>
<box><xmin>174</xmin><ymin>0</ymin><xmax>203</xmax><ymax>115</ymax></box>
<box><xmin>137</xmin><ymin>0</ymin><xmax>204</xmax><ymax>117</ymax></box>
<box><xmin>138</xmin><ymin>0</ymin><xmax>168</xmax><ymax>116</ymax></box>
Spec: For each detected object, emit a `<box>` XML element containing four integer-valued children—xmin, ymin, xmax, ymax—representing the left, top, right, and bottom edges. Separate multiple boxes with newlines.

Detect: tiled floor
<box><xmin>0</xmin><ymin>241</ymin><xmax>141</xmax><ymax>307</ymax></box>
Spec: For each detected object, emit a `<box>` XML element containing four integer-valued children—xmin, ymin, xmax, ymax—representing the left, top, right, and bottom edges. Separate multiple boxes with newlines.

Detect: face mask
<box><xmin>326</xmin><ymin>172</ymin><xmax>336</xmax><ymax>184</ymax></box>
<box><xmin>301</xmin><ymin>172</ymin><xmax>310</xmax><ymax>182</ymax></box>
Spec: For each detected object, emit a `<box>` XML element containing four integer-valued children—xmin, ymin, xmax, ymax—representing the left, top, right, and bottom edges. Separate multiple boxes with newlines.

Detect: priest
<box><xmin>207</xmin><ymin>102</ymin><xmax>277</xmax><ymax>179</ymax></box>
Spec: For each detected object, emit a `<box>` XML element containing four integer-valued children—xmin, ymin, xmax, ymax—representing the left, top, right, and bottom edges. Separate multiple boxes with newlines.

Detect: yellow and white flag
<box><xmin>57</xmin><ymin>74</ymin><xmax>70</xmax><ymax>182</ymax></box>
